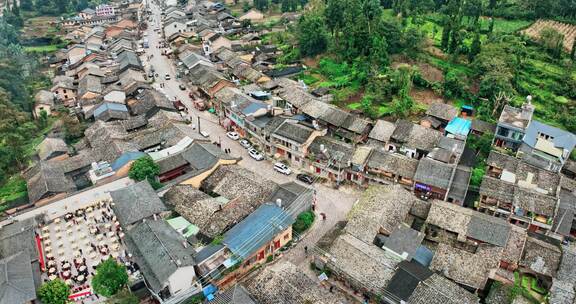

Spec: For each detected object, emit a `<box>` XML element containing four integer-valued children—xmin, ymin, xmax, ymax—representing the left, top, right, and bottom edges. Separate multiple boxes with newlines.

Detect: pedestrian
<box><xmin>304</xmin><ymin>246</ymin><xmax>308</xmax><ymax>254</ymax></box>
<box><xmin>79</xmin><ymin>249</ymin><xmax>83</xmax><ymax>255</ymax></box>
<box><xmin>321</xmin><ymin>213</ymin><xmax>326</xmax><ymax>221</ymax></box>
<box><xmin>312</xmin><ymin>204</ymin><xmax>316</xmax><ymax>212</ymax></box>
<box><xmin>329</xmin><ymin>285</ymin><xmax>334</xmax><ymax>293</ymax></box>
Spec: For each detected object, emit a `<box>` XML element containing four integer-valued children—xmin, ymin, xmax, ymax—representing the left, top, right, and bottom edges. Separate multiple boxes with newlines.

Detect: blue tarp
<box><xmin>445</xmin><ymin>117</ymin><xmax>472</xmax><ymax>137</ymax></box>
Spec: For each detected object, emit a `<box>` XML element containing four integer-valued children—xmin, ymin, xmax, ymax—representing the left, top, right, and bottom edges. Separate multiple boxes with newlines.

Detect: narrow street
<box><xmin>142</xmin><ymin>0</ymin><xmax>359</xmax><ymax>275</ymax></box>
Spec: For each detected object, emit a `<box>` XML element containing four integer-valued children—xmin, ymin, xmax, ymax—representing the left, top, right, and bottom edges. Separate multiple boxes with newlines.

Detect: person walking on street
<box><xmin>304</xmin><ymin>246</ymin><xmax>308</xmax><ymax>255</ymax></box>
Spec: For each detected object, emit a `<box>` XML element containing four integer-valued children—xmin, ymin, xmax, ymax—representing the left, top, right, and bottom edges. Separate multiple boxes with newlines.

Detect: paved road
<box><xmin>143</xmin><ymin>0</ymin><xmax>359</xmax><ymax>272</ymax></box>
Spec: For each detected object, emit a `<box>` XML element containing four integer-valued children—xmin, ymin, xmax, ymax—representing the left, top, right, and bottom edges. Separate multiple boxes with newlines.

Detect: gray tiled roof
<box><xmin>414</xmin><ymin>157</ymin><xmax>455</xmax><ymax>190</ymax></box>
<box><xmin>0</xmin><ymin>252</ymin><xmax>37</xmax><ymax>304</ymax></box>
<box><xmin>38</xmin><ymin>137</ymin><xmax>67</xmax><ymax>161</ymax></box>
<box><xmin>383</xmin><ymin>224</ymin><xmax>424</xmax><ymax>261</ymax></box>
<box><xmin>272</xmin><ymin>121</ymin><xmax>314</xmax><ymax>144</ymax></box>
<box><xmin>479</xmin><ymin>175</ymin><xmax>515</xmax><ymax>203</ymax></box>
<box><xmin>124</xmin><ymin>220</ymin><xmax>196</xmax><ymax>293</ymax></box>
<box><xmin>408</xmin><ymin>273</ymin><xmax>479</xmax><ymax>304</ymax></box>
<box><xmin>486</xmin><ymin>151</ymin><xmax>519</xmax><ymax>172</ymax></box>
<box><xmin>368</xmin><ymin>120</ymin><xmax>396</xmax><ymax>142</ymax></box>
<box><xmin>367</xmin><ymin>149</ymin><xmax>418</xmax><ymax>179</ymax></box>
<box><xmin>110</xmin><ymin>181</ymin><xmax>168</xmax><ymax>227</ymax></box>
<box><xmin>466</xmin><ymin>213</ymin><xmax>511</xmax><ymax>247</ymax></box>
<box><xmin>514</xmin><ymin>187</ymin><xmax>558</xmax><ymax>217</ymax></box>
<box><xmin>426</xmin><ymin>102</ymin><xmax>458</xmax><ymax>122</ymax></box>
<box><xmin>391</xmin><ymin>120</ymin><xmax>442</xmax><ymax>152</ymax></box>
<box><xmin>0</xmin><ymin>218</ymin><xmax>38</xmax><ymax>262</ymax></box>
<box><xmin>519</xmin><ymin>237</ymin><xmax>561</xmax><ymax>277</ymax></box>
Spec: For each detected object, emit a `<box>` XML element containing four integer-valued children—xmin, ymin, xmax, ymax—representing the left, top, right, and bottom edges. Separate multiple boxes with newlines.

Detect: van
<box><xmin>274</xmin><ymin>163</ymin><xmax>291</xmax><ymax>175</ymax></box>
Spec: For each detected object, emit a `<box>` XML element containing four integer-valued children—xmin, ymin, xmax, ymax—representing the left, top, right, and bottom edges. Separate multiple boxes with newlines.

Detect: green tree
<box><xmin>254</xmin><ymin>0</ymin><xmax>269</xmax><ymax>11</ymax></box>
<box><xmin>92</xmin><ymin>258</ymin><xmax>129</xmax><ymax>297</ymax></box>
<box><xmin>38</xmin><ymin>109</ymin><xmax>49</xmax><ymax>129</ymax></box>
<box><xmin>20</xmin><ymin>0</ymin><xmax>33</xmax><ymax>11</ymax></box>
<box><xmin>571</xmin><ymin>39</ymin><xmax>576</xmax><ymax>62</ymax></box>
<box><xmin>61</xmin><ymin>115</ymin><xmax>84</xmax><ymax>142</ymax></box>
<box><xmin>468</xmin><ymin>31</ymin><xmax>481</xmax><ymax>62</ymax></box>
<box><xmin>128</xmin><ymin>156</ymin><xmax>160</xmax><ymax>181</ymax></box>
<box><xmin>297</xmin><ymin>12</ymin><xmax>328</xmax><ymax>57</ymax></box>
<box><xmin>324</xmin><ymin>0</ymin><xmax>345</xmax><ymax>47</ymax></box>
<box><xmin>37</xmin><ymin>279</ymin><xmax>71</xmax><ymax>304</ymax></box>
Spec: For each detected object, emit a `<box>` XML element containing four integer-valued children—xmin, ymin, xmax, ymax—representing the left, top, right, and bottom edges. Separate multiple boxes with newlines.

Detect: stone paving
<box><xmin>38</xmin><ymin>199</ymin><xmax>135</xmax><ymax>303</ymax></box>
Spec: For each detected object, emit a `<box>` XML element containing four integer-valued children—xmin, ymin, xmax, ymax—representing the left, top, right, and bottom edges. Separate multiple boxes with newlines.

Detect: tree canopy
<box><xmin>37</xmin><ymin>279</ymin><xmax>71</xmax><ymax>304</ymax></box>
<box><xmin>92</xmin><ymin>258</ymin><xmax>129</xmax><ymax>297</ymax></box>
<box><xmin>128</xmin><ymin>156</ymin><xmax>160</xmax><ymax>182</ymax></box>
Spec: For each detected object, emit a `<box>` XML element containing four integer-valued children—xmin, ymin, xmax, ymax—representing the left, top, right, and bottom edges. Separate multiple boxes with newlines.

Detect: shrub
<box><xmin>293</xmin><ymin>211</ymin><xmax>315</xmax><ymax>233</ymax></box>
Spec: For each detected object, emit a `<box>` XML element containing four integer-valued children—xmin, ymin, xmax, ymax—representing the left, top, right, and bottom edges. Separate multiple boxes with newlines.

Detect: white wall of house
<box><xmin>164</xmin><ymin>22</ymin><xmax>187</xmax><ymax>39</ymax></box>
<box><xmin>168</xmin><ymin>265</ymin><xmax>198</xmax><ymax>296</ymax></box>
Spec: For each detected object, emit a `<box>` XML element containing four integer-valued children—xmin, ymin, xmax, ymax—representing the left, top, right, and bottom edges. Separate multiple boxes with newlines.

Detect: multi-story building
<box><xmin>95</xmin><ymin>4</ymin><xmax>115</xmax><ymax>17</ymax></box>
<box><xmin>493</xmin><ymin>101</ymin><xmax>534</xmax><ymax>152</ymax></box>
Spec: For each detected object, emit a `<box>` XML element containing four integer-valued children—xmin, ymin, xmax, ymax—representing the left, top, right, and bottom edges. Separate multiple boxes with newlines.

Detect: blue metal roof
<box><xmin>223</xmin><ymin>203</ymin><xmax>294</xmax><ymax>260</ymax></box>
<box><xmin>445</xmin><ymin>117</ymin><xmax>472</xmax><ymax>137</ymax></box>
<box><xmin>110</xmin><ymin>151</ymin><xmax>146</xmax><ymax>170</ymax></box>
<box><xmin>523</xmin><ymin>120</ymin><xmax>576</xmax><ymax>150</ymax></box>
<box><xmin>413</xmin><ymin>245</ymin><xmax>434</xmax><ymax>267</ymax></box>
<box><xmin>93</xmin><ymin>102</ymin><xmax>128</xmax><ymax>117</ymax></box>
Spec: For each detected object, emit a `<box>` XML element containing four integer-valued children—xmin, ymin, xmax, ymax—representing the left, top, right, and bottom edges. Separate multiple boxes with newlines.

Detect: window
<box><xmin>497</xmin><ymin>127</ymin><xmax>509</xmax><ymax>137</ymax></box>
<box><xmin>538</xmin><ymin>132</ymin><xmax>554</xmax><ymax>141</ymax></box>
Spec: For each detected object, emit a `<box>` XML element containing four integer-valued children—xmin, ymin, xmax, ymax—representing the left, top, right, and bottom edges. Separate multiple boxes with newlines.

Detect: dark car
<box><xmin>296</xmin><ymin>174</ymin><xmax>314</xmax><ymax>184</ymax></box>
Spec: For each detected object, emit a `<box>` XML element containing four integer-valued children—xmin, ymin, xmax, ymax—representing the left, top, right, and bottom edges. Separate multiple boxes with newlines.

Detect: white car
<box><xmin>274</xmin><ymin>162</ymin><xmax>291</xmax><ymax>175</ymax></box>
<box><xmin>239</xmin><ymin>139</ymin><xmax>251</xmax><ymax>149</ymax></box>
<box><xmin>200</xmin><ymin>130</ymin><xmax>210</xmax><ymax>138</ymax></box>
<box><xmin>226</xmin><ymin>131</ymin><xmax>240</xmax><ymax>140</ymax></box>
<box><xmin>165</xmin><ymin>74</ymin><xmax>171</xmax><ymax>80</ymax></box>
<box><xmin>248</xmin><ymin>148</ymin><xmax>264</xmax><ymax>161</ymax></box>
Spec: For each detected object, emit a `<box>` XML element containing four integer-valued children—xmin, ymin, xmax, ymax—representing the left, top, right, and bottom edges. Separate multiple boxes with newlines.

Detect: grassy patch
<box><xmin>423</xmin><ymin>54</ymin><xmax>474</xmax><ymax>75</ymax></box>
<box><xmin>25</xmin><ymin>43</ymin><xmax>67</xmax><ymax>53</ymax></box>
<box><xmin>0</xmin><ymin>175</ymin><xmax>27</xmax><ymax>203</ymax></box>
<box><xmin>0</xmin><ymin>175</ymin><xmax>28</xmax><ymax>213</ymax></box>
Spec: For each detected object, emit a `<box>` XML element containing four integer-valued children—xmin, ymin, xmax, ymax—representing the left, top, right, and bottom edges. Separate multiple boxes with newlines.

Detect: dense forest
<box><xmin>265</xmin><ymin>0</ymin><xmax>576</xmax><ymax>134</ymax></box>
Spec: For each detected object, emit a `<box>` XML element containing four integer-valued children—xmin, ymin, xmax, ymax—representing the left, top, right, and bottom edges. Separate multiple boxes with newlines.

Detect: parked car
<box><xmin>179</xmin><ymin>84</ymin><xmax>186</xmax><ymax>90</ymax></box>
<box><xmin>200</xmin><ymin>130</ymin><xmax>210</xmax><ymax>138</ymax></box>
<box><xmin>248</xmin><ymin>148</ymin><xmax>264</xmax><ymax>161</ymax></box>
<box><xmin>226</xmin><ymin>131</ymin><xmax>240</xmax><ymax>140</ymax></box>
<box><xmin>296</xmin><ymin>174</ymin><xmax>314</xmax><ymax>184</ymax></box>
<box><xmin>274</xmin><ymin>162</ymin><xmax>291</xmax><ymax>175</ymax></box>
<box><xmin>165</xmin><ymin>74</ymin><xmax>171</xmax><ymax>80</ymax></box>
<box><xmin>239</xmin><ymin>139</ymin><xmax>251</xmax><ymax>149</ymax></box>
